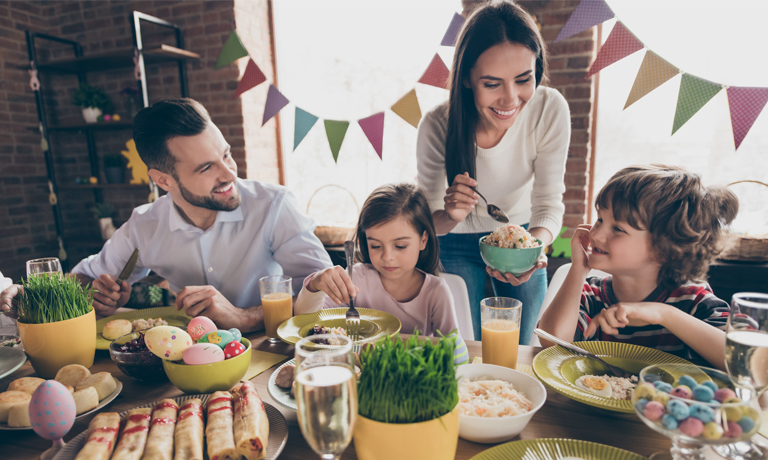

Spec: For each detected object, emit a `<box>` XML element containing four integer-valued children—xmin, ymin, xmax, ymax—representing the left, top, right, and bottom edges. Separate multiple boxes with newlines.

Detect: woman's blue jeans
<box><xmin>438</xmin><ymin>231</ymin><xmax>547</xmax><ymax>345</ymax></box>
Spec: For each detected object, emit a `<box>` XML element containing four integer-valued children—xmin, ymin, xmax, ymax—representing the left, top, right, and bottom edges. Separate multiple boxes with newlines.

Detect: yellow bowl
<box><xmin>162</xmin><ymin>338</ymin><xmax>251</xmax><ymax>394</ymax></box>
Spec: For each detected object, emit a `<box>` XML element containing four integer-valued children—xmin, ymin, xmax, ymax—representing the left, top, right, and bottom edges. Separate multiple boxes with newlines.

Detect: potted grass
<box><xmin>15</xmin><ymin>274</ymin><xmax>96</xmax><ymax>378</ymax></box>
<box><xmin>353</xmin><ymin>333</ymin><xmax>460</xmax><ymax>460</ymax></box>
<box><xmin>72</xmin><ymin>84</ymin><xmax>111</xmax><ymax>123</ymax></box>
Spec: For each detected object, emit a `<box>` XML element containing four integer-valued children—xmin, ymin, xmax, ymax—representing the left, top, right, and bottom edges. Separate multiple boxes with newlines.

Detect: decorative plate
<box><xmin>469</xmin><ymin>438</ymin><xmax>649</xmax><ymax>460</ymax></box>
<box><xmin>532</xmin><ymin>341</ymin><xmax>693</xmax><ymax>413</ymax></box>
<box><xmin>0</xmin><ymin>344</ymin><xmax>26</xmax><ymax>380</ymax></box>
<box><xmin>53</xmin><ymin>394</ymin><xmax>288</xmax><ymax>460</ymax></box>
<box><xmin>0</xmin><ymin>379</ymin><xmax>123</xmax><ymax>430</ymax></box>
<box><xmin>276</xmin><ymin>308</ymin><xmax>401</xmax><ymax>345</ymax></box>
<box><xmin>95</xmin><ymin>306</ymin><xmax>192</xmax><ymax>350</ymax></box>
<box><xmin>268</xmin><ymin>358</ymin><xmax>296</xmax><ymax>411</ymax></box>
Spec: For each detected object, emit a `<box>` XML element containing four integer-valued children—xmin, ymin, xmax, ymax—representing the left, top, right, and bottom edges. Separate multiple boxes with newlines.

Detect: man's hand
<box><xmin>92</xmin><ymin>274</ymin><xmax>131</xmax><ymax>316</ymax></box>
<box><xmin>176</xmin><ymin>285</ymin><xmax>245</xmax><ymax>330</ymax></box>
<box><xmin>486</xmin><ymin>254</ymin><xmax>548</xmax><ymax>286</ymax></box>
<box><xmin>585</xmin><ymin>302</ymin><xmax>665</xmax><ymax>338</ymax></box>
<box><xmin>0</xmin><ymin>285</ymin><xmax>21</xmax><ymax>317</ymax></box>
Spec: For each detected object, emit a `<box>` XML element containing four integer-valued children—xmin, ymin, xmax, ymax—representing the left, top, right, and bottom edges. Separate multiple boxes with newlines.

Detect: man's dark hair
<box><xmin>132</xmin><ymin>98</ymin><xmax>210</xmax><ymax>174</ymax></box>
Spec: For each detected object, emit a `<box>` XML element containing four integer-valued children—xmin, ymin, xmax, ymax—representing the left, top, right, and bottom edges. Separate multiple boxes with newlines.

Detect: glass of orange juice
<box><xmin>481</xmin><ymin>297</ymin><xmax>522</xmax><ymax>369</ymax></box>
<box><xmin>259</xmin><ymin>275</ymin><xmax>293</xmax><ymax>343</ymax></box>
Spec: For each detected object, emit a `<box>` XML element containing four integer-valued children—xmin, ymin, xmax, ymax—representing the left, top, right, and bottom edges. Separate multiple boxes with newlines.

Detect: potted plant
<box><xmin>103</xmin><ymin>153</ymin><xmax>125</xmax><ymax>184</ymax></box>
<box><xmin>72</xmin><ymin>84</ymin><xmax>112</xmax><ymax>123</ymax></box>
<box><xmin>353</xmin><ymin>333</ymin><xmax>460</xmax><ymax>460</ymax></box>
<box><xmin>14</xmin><ymin>274</ymin><xmax>96</xmax><ymax>378</ymax></box>
<box><xmin>92</xmin><ymin>202</ymin><xmax>118</xmax><ymax>240</ymax></box>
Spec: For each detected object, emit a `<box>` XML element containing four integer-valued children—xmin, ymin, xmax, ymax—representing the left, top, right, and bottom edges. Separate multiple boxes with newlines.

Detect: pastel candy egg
<box><xmin>724</xmin><ymin>421</ymin><xmax>743</xmax><ymax>438</ymax></box>
<box><xmin>145</xmin><ymin>326</ymin><xmax>193</xmax><ymax>361</ymax></box>
<box><xmin>666</xmin><ymin>399</ymin><xmax>690</xmax><ymax>420</ymax></box>
<box><xmin>661</xmin><ymin>413</ymin><xmax>678</xmax><ymax>430</ymax></box>
<box><xmin>653</xmin><ymin>381</ymin><xmax>673</xmax><ymax>393</ymax></box>
<box><xmin>723</xmin><ymin>398</ymin><xmax>744</xmax><ymax>422</ymax></box>
<box><xmin>635</xmin><ymin>398</ymin><xmax>649</xmax><ymax>413</ymax></box>
<box><xmin>187</xmin><ymin>316</ymin><xmax>217</xmax><ymax>342</ymax></box>
<box><xmin>29</xmin><ymin>380</ymin><xmax>76</xmax><ymax>441</ymax></box>
<box><xmin>700</xmin><ymin>380</ymin><xmax>718</xmax><ymax>392</ymax></box>
<box><xmin>224</xmin><ymin>340</ymin><xmax>246</xmax><ymax>359</ymax></box>
<box><xmin>635</xmin><ymin>382</ymin><xmax>656</xmax><ymax>400</ymax></box>
<box><xmin>670</xmin><ymin>385</ymin><xmax>692</xmax><ymax>399</ymax></box>
<box><xmin>737</xmin><ymin>416</ymin><xmax>756</xmax><ymax>433</ymax></box>
<box><xmin>228</xmin><ymin>328</ymin><xmax>242</xmax><ymax>342</ymax></box>
<box><xmin>703</xmin><ymin>422</ymin><xmax>724</xmax><ymax>440</ymax></box>
<box><xmin>182</xmin><ymin>343</ymin><xmax>225</xmax><ymax>365</ymax></box>
<box><xmin>198</xmin><ymin>330</ymin><xmax>235</xmax><ymax>349</ymax></box>
<box><xmin>689</xmin><ymin>403</ymin><xmax>715</xmax><ymax>423</ymax></box>
<box><xmin>678</xmin><ymin>375</ymin><xmax>698</xmax><ymax>389</ymax></box>
<box><xmin>692</xmin><ymin>385</ymin><xmax>715</xmax><ymax>402</ymax></box>
<box><xmin>741</xmin><ymin>406</ymin><xmax>760</xmax><ymax>421</ymax></box>
<box><xmin>652</xmin><ymin>392</ymin><xmax>671</xmax><ymax>407</ymax></box>
<box><xmin>679</xmin><ymin>417</ymin><xmax>704</xmax><ymax>438</ymax></box>
<box><xmin>643</xmin><ymin>374</ymin><xmax>662</xmax><ymax>383</ymax></box>
<box><xmin>644</xmin><ymin>401</ymin><xmax>665</xmax><ymax>421</ymax></box>
<box><xmin>714</xmin><ymin>388</ymin><xmax>737</xmax><ymax>403</ymax></box>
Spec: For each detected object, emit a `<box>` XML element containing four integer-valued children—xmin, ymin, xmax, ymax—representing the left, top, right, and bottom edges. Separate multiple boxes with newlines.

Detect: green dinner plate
<box><xmin>95</xmin><ymin>306</ymin><xmax>193</xmax><ymax>350</ymax></box>
<box><xmin>469</xmin><ymin>438</ymin><xmax>648</xmax><ymax>460</ymax></box>
<box><xmin>276</xmin><ymin>308</ymin><xmax>401</xmax><ymax>345</ymax></box>
<box><xmin>532</xmin><ymin>341</ymin><xmax>693</xmax><ymax>413</ymax></box>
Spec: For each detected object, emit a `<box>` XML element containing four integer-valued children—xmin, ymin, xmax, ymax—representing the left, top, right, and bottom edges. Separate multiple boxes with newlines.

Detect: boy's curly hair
<box><xmin>596</xmin><ymin>165</ymin><xmax>739</xmax><ymax>289</ymax></box>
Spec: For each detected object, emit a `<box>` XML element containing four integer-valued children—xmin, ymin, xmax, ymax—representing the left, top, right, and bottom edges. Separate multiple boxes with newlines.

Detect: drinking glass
<box><xmin>259</xmin><ymin>275</ymin><xmax>293</xmax><ymax>344</ymax></box>
<box><xmin>26</xmin><ymin>258</ymin><xmax>62</xmax><ymax>278</ymax></box>
<box><xmin>294</xmin><ymin>334</ymin><xmax>357</xmax><ymax>460</ymax></box>
<box><xmin>481</xmin><ymin>297</ymin><xmax>521</xmax><ymax>369</ymax></box>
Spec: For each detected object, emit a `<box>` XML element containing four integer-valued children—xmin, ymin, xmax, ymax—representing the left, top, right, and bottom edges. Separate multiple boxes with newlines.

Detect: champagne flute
<box><xmin>26</xmin><ymin>257</ymin><xmax>62</xmax><ymax>278</ymax></box>
<box><xmin>295</xmin><ymin>334</ymin><xmax>357</xmax><ymax>460</ymax></box>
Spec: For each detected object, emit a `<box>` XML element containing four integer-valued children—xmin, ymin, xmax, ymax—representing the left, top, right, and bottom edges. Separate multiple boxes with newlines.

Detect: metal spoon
<box><xmin>471</xmin><ymin>187</ymin><xmax>509</xmax><ymax>223</ymax></box>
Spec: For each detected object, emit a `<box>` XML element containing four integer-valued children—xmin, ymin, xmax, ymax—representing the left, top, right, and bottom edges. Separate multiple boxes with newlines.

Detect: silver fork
<box><xmin>343</xmin><ymin>241</ymin><xmax>360</xmax><ymax>349</ymax></box>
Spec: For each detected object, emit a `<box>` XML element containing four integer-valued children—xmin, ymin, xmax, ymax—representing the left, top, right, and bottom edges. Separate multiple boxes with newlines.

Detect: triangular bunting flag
<box><xmin>262</xmin><ymin>84</ymin><xmax>290</xmax><ymax>126</ymax></box>
<box><xmin>727</xmin><ymin>87</ymin><xmax>768</xmax><ymax>150</ymax></box>
<box><xmin>358</xmin><ymin>112</ymin><xmax>385</xmax><ymax>159</ymax></box>
<box><xmin>586</xmin><ymin>22</ymin><xmax>644</xmax><ymax>78</ymax></box>
<box><xmin>233</xmin><ymin>59</ymin><xmax>267</xmax><ymax>99</ymax></box>
<box><xmin>624</xmin><ymin>51</ymin><xmax>679</xmax><ymax>109</ymax></box>
<box><xmin>324</xmin><ymin>120</ymin><xmax>350</xmax><ymax>163</ymax></box>
<box><xmin>440</xmin><ymin>12</ymin><xmax>465</xmax><ymax>46</ymax></box>
<box><xmin>554</xmin><ymin>0</ymin><xmax>615</xmax><ymax>43</ymax></box>
<box><xmin>418</xmin><ymin>54</ymin><xmax>450</xmax><ymax>90</ymax></box>
<box><xmin>672</xmin><ymin>74</ymin><xmax>723</xmax><ymax>134</ymax></box>
<box><xmin>293</xmin><ymin>107</ymin><xmax>319</xmax><ymax>151</ymax></box>
<box><xmin>391</xmin><ymin>89</ymin><xmax>422</xmax><ymax>128</ymax></box>
<box><xmin>215</xmin><ymin>30</ymin><xmax>249</xmax><ymax>70</ymax></box>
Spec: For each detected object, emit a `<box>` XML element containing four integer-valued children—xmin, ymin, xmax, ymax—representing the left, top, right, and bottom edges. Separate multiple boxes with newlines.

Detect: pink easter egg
<box><xmin>224</xmin><ymin>340</ymin><xmax>246</xmax><ymax>360</ymax></box>
<box><xmin>182</xmin><ymin>343</ymin><xmax>225</xmax><ymax>365</ymax></box>
<box><xmin>679</xmin><ymin>417</ymin><xmax>704</xmax><ymax>438</ymax></box>
<box><xmin>29</xmin><ymin>380</ymin><xmax>76</xmax><ymax>441</ymax></box>
<box><xmin>187</xmin><ymin>316</ymin><xmax>217</xmax><ymax>342</ymax></box>
<box><xmin>714</xmin><ymin>388</ymin><xmax>737</xmax><ymax>403</ymax></box>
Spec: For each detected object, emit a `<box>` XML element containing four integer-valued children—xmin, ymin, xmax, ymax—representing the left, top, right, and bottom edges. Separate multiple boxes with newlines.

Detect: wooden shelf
<box><xmin>65</xmin><ymin>235</ymin><xmax>105</xmax><ymax>248</ymax></box>
<box><xmin>36</xmin><ymin>45</ymin><xmax>199</xmax><ymax>74</ymax></box>
<box><xmin>58</xmin><ymin>184</ymin><xmax>148</xmax><ymax>190</ymax></box>
<box><xmin>28</xmin><ymin>120</ymin><xmax>133</xmax><ymax>132</ymax></box>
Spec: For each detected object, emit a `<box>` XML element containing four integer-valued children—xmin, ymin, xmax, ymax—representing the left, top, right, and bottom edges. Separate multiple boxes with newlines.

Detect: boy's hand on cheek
<box><xmin>570</xmin><ymin>225</ymin><xmax>593</xmax><ymax>276</ymax></box>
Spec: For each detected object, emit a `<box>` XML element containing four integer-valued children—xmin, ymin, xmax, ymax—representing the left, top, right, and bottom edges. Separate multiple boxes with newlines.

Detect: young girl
<box><xmin>295</xmin><ymin>183</ymin><xmax>466</xmax><ymax>361</ymax></box>
<box><xmin>538</xmin><ymin>165</ymin><xmax>738</xmax><ymax>369</ymax></box>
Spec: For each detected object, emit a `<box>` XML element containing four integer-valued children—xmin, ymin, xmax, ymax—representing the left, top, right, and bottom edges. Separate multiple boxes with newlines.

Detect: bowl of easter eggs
<box><xmin>142</xmin><ymin>316</ymin><xmax>252</xmax><ymax>394</ymax></box>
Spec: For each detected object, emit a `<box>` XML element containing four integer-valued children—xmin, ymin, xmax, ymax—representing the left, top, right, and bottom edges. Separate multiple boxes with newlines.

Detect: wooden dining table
<box><xmin>2</xmin><ymin>331</ymin><xmax>763</xmax><ymax>459</ymax></box>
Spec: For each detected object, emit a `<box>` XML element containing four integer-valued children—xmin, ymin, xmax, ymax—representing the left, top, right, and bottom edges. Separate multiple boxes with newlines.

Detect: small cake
<box><xmin>55</xmin><ymin>364</ymin><xmax>91</xmax><ymax>387</ymax></box>
<box><xmin>73</xmin><ymin>386</ymin><xmax>99</xmax><ymax>415</ymax></box>
<box><xmin>103</xmin><ymin>319</ymin><xmax>132</xmax><ymax>340</ymax></box>
<box><xmin>75</xmin><ymin>372</ymin><xmax>116</xmax><ymax>400</ymax></box>
<box><xmin>7</xmin><ymin>401</ymin><xmax>31</xmax><ymax>427</ymax></box>
<box><xmin>8</xmin><ymin>377</ymin><xmax>45</xmax><ymax>395</ymax></box>
<box><xmin>0</xmin><ymin>391</ymin><xmax>31</xmax><ymax>422</ymax></box>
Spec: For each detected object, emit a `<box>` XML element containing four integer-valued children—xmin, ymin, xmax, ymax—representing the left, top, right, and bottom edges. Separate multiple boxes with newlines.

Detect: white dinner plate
<box><xmin>268</xmin><ymin>358</ymin><xmax>297</xmax><ymax>411</ymax></box>
<box><xmin>0</xmin><ymin>345</ymin><xmax>26</xmax><ymax>380</ymax></box>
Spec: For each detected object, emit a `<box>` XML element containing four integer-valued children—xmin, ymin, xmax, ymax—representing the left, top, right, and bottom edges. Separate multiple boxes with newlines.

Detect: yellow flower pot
<box><xmin>353</xmin><ymin>405</ymin><xmax>459</xmax><ymax>460</ymax></box>
<box><xmin>17</xmin><ymin>309</ymin><xmax>97</xmax><ymax>378</ymax></box>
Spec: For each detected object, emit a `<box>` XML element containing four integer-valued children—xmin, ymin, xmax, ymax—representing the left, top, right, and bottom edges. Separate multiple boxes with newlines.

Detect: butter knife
<box><xmin>115</xmin><ymin>248</ymin><xmax>139</xmax><ymax>285</ymax></box>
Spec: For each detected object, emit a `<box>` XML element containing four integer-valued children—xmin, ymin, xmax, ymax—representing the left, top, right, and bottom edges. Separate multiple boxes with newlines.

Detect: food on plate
<box><xmin>111</xmin><ymin>408</ymin><xmax>151</xmax><ymax>460</ymax></box>
<box><xmin>75</xmin><ymin>372</ymin><xmax>117</xmax><ymax>400</ymax></box>
<box><xmin>55</xmin><ymin>364</ymin><xmax>91</xmax><ymax>387</ymax></box>
<box><xmin>131</xmin><ymin>317</ymin><xmax>168</xmax><ymax>331</ymax></box>
<box><xmin>458</xmin><ymin>379</ymin><xmax>532</xmax><ymax>417</ymax></box>
<box><xmin>182</xmin><ymin>343</ymin><xmax>226</xmax><ymax>365</ymax></box>
<box><xmin>143</xmin><ymin>399</ymin><xmax>179</xmax><ymax>460</ymax></box>
<box><xmin>174</xmin><ymin>398</ymin><xmax>204</xmax><ymax>460</ymax></box>
<box><xmin>574</xmin><ymin>375</ymin><xmax>614</xmax><ymax>398</ymax></box>
<box><xmin>274</xmin><ymin>364</ymin><xmax>295</xmax><ymax>389</ymax></box>
<box><xmin>103</xmin><ymin>319</ymin><xmax>133</xmax><ymax>340</ymax></box>
<box><xmin>187</xmin><ymin>316</ymin><xmax>217</xmax><ymax>342</ymax></box>
<box><xmin>206</xmin><ymin>391</ymin><xmax>237</xmax><ymax>460</ymax></box>
<box><xmin>145</xmin><ymin>326</ymin><xmax>193</xmax><ymax>361</ymax></box>
<box><xmin>73</xmin><ymin>386</ymin><xmax>100</xmax><ymax>415</ymax></box>
<box><xmin>306</xmin><ymin>324</ymin><xmax>348</xmax><ymax>344</ymax></box>
<box><xmin>0</xmin><ymin>391</ymin><xmax>31</xmax><ymax>422</ymax></box>
<box><xmin>74</xmin><ymin>412</ymin><xmax>120</xmax><ymax>460</ymax></box>
<box><xmin>7</xmin><ymin>401</ymin><xmax>31</xmax><ymax>427</ymax></box>
<box><xmin>8</xmin><ymin>376</ymin><xmax>45</xmax><ymax>395</ymax></box>
<box><xmin>0</xmin><ymin>336</ymin><xmax>21</xmax><ymax>348</ymax></box>
<box><xmin>232</xmin><ymin>381</ymin><xmax>269</xmax><ymax>460</ymax></box>
<box><xmin>484</xmin><ymin>224</ymin><xmax>541</xmax><ymax>249</ymax></box>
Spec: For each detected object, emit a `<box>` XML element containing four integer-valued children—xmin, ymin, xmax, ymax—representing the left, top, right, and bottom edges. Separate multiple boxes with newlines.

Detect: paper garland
<box><xmin>215</xmin><ymin>31</ymin><xmax>249</xmax><ymax>70</ymax></box>
<box><xmin>586</xmin><ymin>22</ymin><xmax>643</xmax><ymax>79</ymax></box>
<box><xmin>391</xmin><ymin>89</ymin><xmax>422</xmax><ymax>128</ymax></box>
<box><xmin>440</xmin><ymin>12</ymin><xmax>465</xmax><ymax>46</ymax></box>
<box><xmin>263</xmin><ymin>84</ymin><xmax>290</xmax><ymax>126</ymax></box>
<box><xmin>727</xmin><ymin>87</ymin><xmax>768</xmax><ymax>150</ymax></box>
<box><xmin>358</xmin><ymin>112</ymin><xmax>385</xmax><ymax>159</ymax></box>
<box><xmin>324</xmin><ymin>120</ymin><xmax>350</xmax><ymax>163</ymax></box>
<box><xmin>234</xmin><ymin>59</ymin><xmax>267</xmax><ymax>99</ymax></box>
<box><xmin>418</xmin><ymin>53</ymin><xmax>451</xmax><ymax>89</ymax></box>
<box><xmin>624</xmin><ymin>51</ymin><xmax>679</xmax><ymax>109</ymax></box>
<box><xmin>294</xmin><ymin>107</ymin><xmax>319</xmax><ymax>151</ymax></box>
<box><xmin>672</xmin><ymin>74</ymin><xmax>722</xmax><ymax>135</ymax></box>
<box><xmin>554</xmin><ymin>0</ymin><xmax>615</xmax><ymax>43</ymax></box>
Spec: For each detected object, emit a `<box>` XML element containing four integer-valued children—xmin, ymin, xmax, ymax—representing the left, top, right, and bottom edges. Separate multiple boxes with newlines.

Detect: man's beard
<box><xmin>177</xmin><ymin>179</ymin><xmax>241</xmax><ymax>212</ymax></box>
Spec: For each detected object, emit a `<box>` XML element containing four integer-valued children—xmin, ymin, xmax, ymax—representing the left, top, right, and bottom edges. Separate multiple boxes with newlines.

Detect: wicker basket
<box><xmin>308</xmin><ymin>184</ymin><xmax>359</xmax><ymax>247</ymax></box>
<box><xmin>719</xmin><ymin>180</ymin><xmax>768</xmax><ymax>262</ymax></box>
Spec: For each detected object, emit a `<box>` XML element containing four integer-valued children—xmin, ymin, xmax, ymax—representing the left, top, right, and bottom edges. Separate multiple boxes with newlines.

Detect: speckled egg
<box><xmin>635</xmin><ymin>382</ymin><xmax>657</xmax><ymax>400</ymax></box>
<box><xmin>689</xmin><ymin>403</ymin><xmax>715</xmax><ymax>423</ymax></box>
<box><xmin>228</xmin><ymin>328</ymin><xmax>242</xmax><ymax>342</ymax></box>
<box><xmin>724</xmin><ymin>421</ymin><xmax>743</xmax><ymax>438</ymax></box>
<box><xmin>692</xmin><ymin>385</ymin><xmax>715</xmax><ymax>402</ymax></box>
<box><xmin>714</xmin><ymin>388</ymin><xmax>737</xmax><ymax>403</ymax></box>
<box><xmin>197</xmin><ymin>330</ymin><xmax>235</xmax><ymax>349</ymax></box>
<box><xmin>29</xmin><ymin>380</ymin><xmax>76</xmax><ymax>441</ymax></box>
<box><xmin>670</xmin><ymin>385</ymin><xmax>692</xmax><ymax>399</ymax></box>
<box><xmin>677</xmin><ymin>375</ymin><xmax>698</xmax><ymax>389</ymax></box>
<box><xmin>145</xmin><ymin>326</ymin><xmax>193</xmax><ymax>361</ymax></box>
<box><xmin>703</xmin><ymin>422</ymin><xmax>723</xmax><ymax>440</ymax></box>
<box><xmin>666</xmin><ymin>399</ymin><xmax>690</xmax><ymax>421</ymax></box>
<box><xmin>661</xmin><ymin>413</ymin><xmax>679</xmax><ymax>430</ymax></box>
<box><xmin>737</xmin><ymin>416</ymin><xmax>756</xmax><ymax>433</ymax></box>
<box><xmin>224</xmin><ymin>340</ymin><xmax>246</xmax><ymax>359</ymax></box>
<box><xmin>644</xmin><ymin>401</ymin><xmax>665</xmax><ymax>421</ymax></box>
<box><xmin>723</xmin><ymin>397</ymin><xmax>744</xmax><ymax>422</ymax></box>
<box><xmin>182</xmin><ymin>343</ymin><xmax>225</xmax><ymax>365</ymax></box>
<box><xmin>653</xmin><ymin>381</ymin><xmax>673</xmax><ymax>393</ymax></box>
<box><xmin>679</xmin><ymin>417</ymin><xmax>704</xmax><ymax>438</ymax></box>
<box><xmin>187</xmin><ymin>316</ymin><xmax>217</xmax><ymax>342</ymax></box>
<box><xmin>652</xmin><ymin>392</ymin><xmax>671</xmax><ymax>407</ymax></box>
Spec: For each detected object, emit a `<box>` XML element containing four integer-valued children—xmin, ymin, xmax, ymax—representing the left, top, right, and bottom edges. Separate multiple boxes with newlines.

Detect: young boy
<box><xmin>539</xmin><ymin>165</ymin><xmax>738</xmax><ymax>369</ymax></box>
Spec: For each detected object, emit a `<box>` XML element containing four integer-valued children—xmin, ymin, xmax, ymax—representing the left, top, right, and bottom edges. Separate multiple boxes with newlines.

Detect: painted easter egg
<box><xmin>182</xmin><ymin>343</ymin><xmax>226</xmax><ymax>365</ymax></box>
<box><xmin>228</xmin><ymin>328</ymin><xmax>242</xmax><ymax>342</ymax></box>
<box><xmin>224</xmin><ymin>340</ymin><xmax>246</xmax><ymax>359</ymax></box>
<box><xmin>145</xmin><ymin>326</ymin><xmax>193</xmax><ymax>361</ymax></box>
<box><xmin>197</xmin><ymin>330</ymin><xmax>235</xmax><ymax>349</ymax></box>
<box><xmin>29</xmin><ymin>380</ymin><xmax>76</xmax><ymax>441</ymax></box>
<box><xmin>187</xmin><ymin>316</ymin><xmax>217</xmax><ymax>342</ymax></box>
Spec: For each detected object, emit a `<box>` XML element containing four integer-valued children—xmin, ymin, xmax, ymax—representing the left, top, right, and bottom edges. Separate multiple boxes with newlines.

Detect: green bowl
<box><xmin>479</xmin><ymin>236</ymin><xmax>544</xmax><ymax>276</ymax></box>
<box><xmin>163</xmin><ymin>338</ymin><xmax>251</xmax><ymax>394</ymax></box>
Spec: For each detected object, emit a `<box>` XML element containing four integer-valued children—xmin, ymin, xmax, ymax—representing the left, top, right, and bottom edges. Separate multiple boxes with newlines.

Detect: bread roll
<box><xmin>8</xmin><ymin>377</ymin><xmax>45</xmax><ymax>395</ymax></box>
<box><xmin>103</xmin><ymin>319</ymin><xmax>133</xmax><ymax>340</ymax></box>
<box><xmin>7</xmin><ymin>401</ymin><xmax>31</xmax><ymax>427</ymax></box>
<box><xmin>65</xmin><ymin>384</ymin><xmax>74</xmax><ymax>394</ymax></box>
<box><xmin>55</xmin><ymin>364</ymin><xmax>91</xmax><ymax>387</ymax></box>
<box><xmin>0</xmin><ymin>391</ymin><xmax>31</xmax><ymax>422</ymax></box>
<box><xmin>75</xmin><ymin>372</ymin><xmax>116</xmax><ymax>400</ymax></box>
<box><xmin>73</xmin><ymin>386</ymin><xmax>100</xmax><ymax>415</ymax></box>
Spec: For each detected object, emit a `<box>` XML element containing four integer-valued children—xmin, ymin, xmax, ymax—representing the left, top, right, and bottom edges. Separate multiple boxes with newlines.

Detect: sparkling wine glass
<box><xmin>26</xmin><ymin>257</ymin><xmax>62</xmax><ymax>278</ymax></box>
<box><xmin>294</xmin><ymin>334</ymin><xmax>357</xmax><ymax>460</ymax></box>
<box><xmin>715</xmin><ymin>292</ymin><xmax>768</xmax><ymax>460</ymax></box>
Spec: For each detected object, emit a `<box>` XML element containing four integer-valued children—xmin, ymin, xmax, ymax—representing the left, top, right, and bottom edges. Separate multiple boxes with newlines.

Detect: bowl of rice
<box><xmin>456</xmin><ymin>363</ymin><xmax>547</xmax><ymax>443</ymax></box>
<box><xmin>479</xmin><ymin>224</ymin><xmax>544</xmax><ymax>276</ymax></box>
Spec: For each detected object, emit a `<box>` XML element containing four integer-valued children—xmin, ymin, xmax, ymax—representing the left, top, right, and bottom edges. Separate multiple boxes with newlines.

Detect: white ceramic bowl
<box><xmin>456</xmin><ymin>363</ymin><xmax>547</xmax><ymax>444</ymax></box>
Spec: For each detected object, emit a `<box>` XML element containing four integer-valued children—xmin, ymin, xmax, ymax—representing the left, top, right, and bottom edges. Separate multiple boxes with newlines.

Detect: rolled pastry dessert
<box><xmin>74</xmin><ymin>412</ymin><xmax>120</xmax><ymax>460</ymax></box>
<box><xmin>206</xmin><ymin>391</ymin><xmax>238</xmax><ymax>460</ymax></box>
<box><xmin>141</xmin><ymin>399</ymin><xmax>178</xmax><ymax>460</ymax></box>
<box><xmin>111</xmin><ymin>408</ymin><xmax>151</xmax><ymax>460</ymax></box>
<box><xmin>232</xmin><ymin>381</ymin><xmax>269</xmax><ymax>460</ymax></box>
<box><xmin>174</xmin><ymin>398</ymin><xmax>204</xmax><ymax>460</ymax></box>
